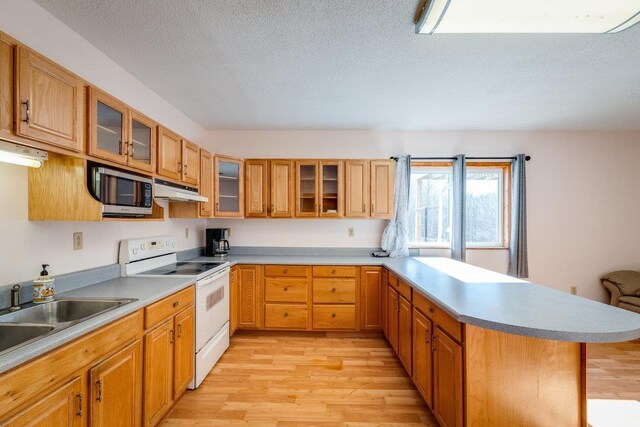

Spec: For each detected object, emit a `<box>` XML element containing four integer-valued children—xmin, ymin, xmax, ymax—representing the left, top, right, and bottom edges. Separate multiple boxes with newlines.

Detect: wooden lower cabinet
<box><xmin>265</xmin><ymin>303</ymin><xmax>308</xmax><ymax>329</ymax></box>
<box><xmin>398</xmin><ymin>295</ymin><xmax>413</xmax><ymax>375</ymax></box>
<box><xmin>412</xmin><ymin>309</ymin><xmax>434</xmax><ymax>409</ymax></box>
<box><xmin>237</xmin><ymin>265</ymin><xmax>263</xmax><ymax>329</ymax></box>
<box><xmin>387</xmin><ymin>286</ymin><xmax>399</xmax><ymax>353</ymax></box>
<box><xmin>3</xmin><ymin>376</ymin><xmax>84</xmax><ymax>427</ymax></box>
<box><xmin>173</xmin><ymin>306</ymin><xmax>195</xmax><ymax>398</ymax></box>
<box><xmin>90</xmin><ymin>340</ymin><xmax>143</xmax><ymax>427</ymax></box>
<box><xmin>143</xmin><ymin>319</ymin><xmax>174</xmax><ymax>427</ymax></box>
<box><xmin>230</xmin><ymin>266</ymin><xmax>239</xmax><ymax>336</ymax></box>
<box><xmin>360</xmin><ymin>267</ymin><xmax>383</xmax><ymax>331</ymax></box>
<box><xmin>433</xmin><ymin>327</ymin><xmax>463</xmax><ymax>427</ymax></box>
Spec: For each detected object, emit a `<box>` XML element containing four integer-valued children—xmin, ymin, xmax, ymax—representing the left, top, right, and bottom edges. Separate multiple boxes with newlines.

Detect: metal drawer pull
<box><xmin>428</xmin><ymin>307</ymin><xmax>434</xmax><ymax>313</ymax></box>
<box><xmin>331</xmin><ymin>288</ymin><xmax>336</xmax><ymax>293</ymax></box>
<box><xmin>283</xmin><ymin>312</ymin><xmax>288</xmax><ymax>317</ymax></box>
<box><xmin>130</xmin><ymin>142</ymin><xmax>135</xmax><ymax>156</ymax></box>
<box><xmin>96</xmin><ymin>381</ymin><xmax>102</xmax><ymax>402</ymax></box>
<box><xmin>178</xmin><ymin>323</ymin><xmax>182</xmax><ymax>338</ymax></box>
<box><xmin>331</xmin><ymin>313</ymin><xmax>336</xmax><ymax>318</ymax></box>
<box><xmin>424</xmin><ymin>331</ymin><xmax>430</xmax><ymax>344</ymax></box>
<box><xmin>283</xmin><ymin>287</ymin><xmax>288</xmax><ymax>292</ymax></box>
<box><xmin>173</xmin><ymin>301</ymin><xmax>179</xmax><ymax>308</ymax></box>
<box><xmin>76</xmin><ymin>393</ymin><xmax>83</xmax><ymax>416</ymax></box>
<box><xmin>331</xmin><ymin>269</ymin><xmax>336</xmax><ymax>275</ymax></box>
<box><xmin>283</xmin><ymin>269</ymin><xmax>288</xmax><ymax>274</ymax></box>
<box><xmin>22</xmin><ymin>100</ymin><xmax>30</xmax><ymax>124</ymax></box>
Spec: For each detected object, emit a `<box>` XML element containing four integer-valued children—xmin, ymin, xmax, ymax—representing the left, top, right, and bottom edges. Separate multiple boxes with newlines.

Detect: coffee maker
<box><xmin>205</xmin><ymin>228</ymin><xmax>231</xmax><ymax>257</ymax></box>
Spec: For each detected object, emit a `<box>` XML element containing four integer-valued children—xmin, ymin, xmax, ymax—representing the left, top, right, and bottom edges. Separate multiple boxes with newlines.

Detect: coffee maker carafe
<box><xmin>206</xmin><ymin>228</ymin><xmax>231</xmax><ymax>257</ymax></box>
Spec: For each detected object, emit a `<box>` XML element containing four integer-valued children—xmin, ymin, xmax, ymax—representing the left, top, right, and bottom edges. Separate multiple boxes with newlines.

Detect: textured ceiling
<box><xmin>34</xmin><ymin>0</ymin><xmax>640</xmax><ymax>131</ymax></box>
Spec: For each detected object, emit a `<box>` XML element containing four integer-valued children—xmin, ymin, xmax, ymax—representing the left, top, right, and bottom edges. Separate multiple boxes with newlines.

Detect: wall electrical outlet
<box><xmin>227</xmin><ymin>228</ymin><xmax>232</xmax><ymax>237</ymax></box>
<box><xmin>73</xmin><ymin>232</ymin><xmax>83</xmax><ymax>250</ymax></box>
<box><xmin>570</xmin><ymin>286</ymin><xmax>577</xmax><ymax>295</ymax></box>
<box><xmin>348</xmin><ymin>228</ymin><xmax>354</xmax><ymax>237</ymax></box>
<box><xmin>185</xmin><ymin>227</ymin><xmax>189</xmax><ymax>239</ymax></box>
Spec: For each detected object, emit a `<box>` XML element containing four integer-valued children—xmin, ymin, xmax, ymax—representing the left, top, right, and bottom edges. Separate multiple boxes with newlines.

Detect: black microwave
<box><xmin>87</xmin><ymin>163</ymin><xmax>153</xmax><ymax>217</ymax></box>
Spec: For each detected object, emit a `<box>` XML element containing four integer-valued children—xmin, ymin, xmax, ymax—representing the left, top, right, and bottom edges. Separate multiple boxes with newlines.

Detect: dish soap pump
<box><xmin>33</xmin><ymin>264</ymin><xmax>54</xmax><ymax>303</ymax></box>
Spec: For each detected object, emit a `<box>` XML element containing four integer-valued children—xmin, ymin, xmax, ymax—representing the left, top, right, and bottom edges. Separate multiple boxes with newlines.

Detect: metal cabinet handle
<box><xmin>283</xmin><ymin>312</ymin><xmax>288</xmax><ymax>318</ymax></box>
<box><xmin>363</xmin><ymin>203</ymin><xmax>365</xmax><ymax>212</ymax></box>
<box><xmin>96</xmin><ymin>381</ymin><xmax>102</xmax><ymax>402</ymax></box>
<box><xmin>178</xmin><ymin>162</ymin><xmax>182</xmax><ymax>172</ymax></box>
<box><xmin>331</xmin><ymin>269</ymin><xmax>336</xmax><ymax>275</ymax></box>
<box><xmin>130</xmin><ymin>142</ymin><xmax>135</xmax><ymax>157</ymax></box>
<box><xmin>424</xmin><ymin>330</ymin><xmax>430</xmax><ymax>344</ymax></box>
<box><xmin>331</xmin><ymin>288</ymin><xmax>336</xmax><ymax>293</ymax></box>
<box><xmin>428</xmin><ymin>307</ymin><xmax>434</xmax><ymax>313</ymax></box>
<box><xmin>371</xmin><ymin>203</ymin><xmax>374</xmax><ymax>212</ymax></box>
<box><xmin>432</xmin><ymin>335</ymin><xmax>436</xmax><ymax>352</ymax></box>
<box><xmin>283</xmin><ymin>287</ymin><xmax>288</xmax><ymax>292</ymax></box>
<box><xmin>173</xmin><ymin>301</ymin><xmax>179</xmax><ymax>308</ymax></box>
<box><xmin>22</xmin><ymin>100</ymin><xmax>30</xmax><ymax>124</ymax></box>
<box><xmin>170</xmin><ymin>330</ymin><xmax>175</xmax><ymax>344</ymax></box>
<box><xmin>331</xmin><ymin>313</ymin><xmax>336</xmax><ymax>318</ymax></box>
<box><xmin>177</xmin><ymin>323</ymin><xmax>182</xmax><ymax>338</ymax></box>
<box><xmin>76</xmin><ymin>393</ymin><xmax>83</xmax><ymax>416</ymax></box>
<box><xmin>283</xmin><ymin>269</ymin><xmax>288</xmax><ymax>274</ymax></box>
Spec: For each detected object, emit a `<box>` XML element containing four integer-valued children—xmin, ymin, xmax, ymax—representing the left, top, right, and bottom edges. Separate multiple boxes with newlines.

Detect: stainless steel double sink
<box><xmin>0</xmin><ymin>298</ymin><xmax>136</xmax><ymax>357</ymax></box>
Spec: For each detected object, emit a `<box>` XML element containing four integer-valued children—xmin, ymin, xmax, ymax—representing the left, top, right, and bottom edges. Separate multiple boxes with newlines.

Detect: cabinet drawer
<box><xmin>265</xmin><ymin>304</ymin><xmax>308</xmax><ymax>329</ymax></box>
<box><xmin>413</xmin><ymin>292</ymin><xmax>462</xmax><ymax>343</ymax></box>
<box><xmin>312</xmin><ymin>305</ymin><xmax>356</xmax><ymax>330</ymax></box>
<box><xmin>313</xmin><ymin>278</ymin><xmax>356</xmax><ymax>303</ymax></box>
<box><xmin>264</xmin><ymin>265</ymin><xmax>308</xmax><ymax>277</ymax></box>
<box><xmin>312</xmin><ymin>266</ymin><xmax>357</xmax><ymax>278</ymax></box>
<box><xmin>145</xmin><ymin>286</ymin><xmax>194</xmax><ymax>329</ymax></box>
<box><xmin>265</xmin><ymin>277</ymin><xmax>308</xmax><ymax>303</ymax></box>
<box><xmin>388</xmin><ymin>273</ymin><xmax>399</xmax><ymax>289</ymax></box>
<box><xmin>398</xmin><ymin>280</ymin><xmax>413</xmax><ymax>301</ymax></box>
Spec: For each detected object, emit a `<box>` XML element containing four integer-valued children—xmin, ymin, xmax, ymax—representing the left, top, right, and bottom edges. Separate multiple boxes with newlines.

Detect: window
<box><xmin>408</xmin><ymin>162</ymin><xmax>510</xmax><ymax>248</ymax></box>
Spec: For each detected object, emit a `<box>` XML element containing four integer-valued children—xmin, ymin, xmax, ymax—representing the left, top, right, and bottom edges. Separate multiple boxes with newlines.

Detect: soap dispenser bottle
<box><xmin>33</xmin><ymin>264</ymin><xmax>54</xmax><ymax>303</ymax></box>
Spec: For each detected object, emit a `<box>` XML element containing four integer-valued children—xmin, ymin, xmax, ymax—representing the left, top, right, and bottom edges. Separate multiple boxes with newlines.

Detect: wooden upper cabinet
<box><xmin>245</xmin><ymin>160</ymin><xmax>269</xmax><ymax>218</ymax></box>
<box><xmin>345</xmin><ymin>160</ymin><xmax>370</xmax><ymax>218</ymax></box>
<box><xmin>371</xmin><ymin>160</ymin><xmax>395</xmax><ymax>219</ymax></box>
<box><xmin>173</xmin><ymin>306</ymin><xmax>195</xmax><ymax>399</ymax></box>
<box><xmin>360</xmin><ymin>266</ymin><xmax>383</xmax><ymax>331</ymax></box>
<box><xmin>413</xmin><ymin>308</ymin><xmax>434</xmax><ymax>409</ymax></box>
<box><xmin>214</xmin><ymin>155</ymin><xmax>244</xmax><ymax>217</ymax></box>
<box><xmin>199</xmin><ymin>150</ymin><xmax>213</xmax><ymax>217</ymax></box>
<box><xmin>295</xmin><ymin>160</ymin><xmax>319</xmax><ymax>217</ymax></box>
<box><xmin>88</xmin><ymin>88</ymin><xmax>127</xmax><ymax>165</ymax></box>
<box><xmin>182</xmin><ymin>140</ymin><xmax>200</xmax><ymax>186</ymax></box>
<box><xmin>127</xmin><ymin>109</ymin><xmax>156</xmax><ymax>173</ymax></box>
<box><xmin>3</xmin><ymin>376</ymin><xmax>84</xmax><ymax>427</ymax></box>
<box><xmin>270</xmin><ymin>160</ymin><xmax>294</xmax><ymax>218</ymax></box>
<box><xmin>319</xmin><ymin>160</ymin><xmax>343</xmax><ymax>217</ymax></box>
<box><xmin>157</xmin><ymin>126</ymin><xmax>182</xmax><ymax>181</ymax></box>
<box><xmin>0</xmin><ymin>34</ymin><xmax>14</xmax><ymax>137</ymax></box>
<box><xmin>89</xmin><ymin>340</ymin><xmax>142</xmax><ymax>427</ymax></box>
<box><xmin>16</xmin><ymin>46</ymin><xmax>83</xmax><ymax>152</ymax></box>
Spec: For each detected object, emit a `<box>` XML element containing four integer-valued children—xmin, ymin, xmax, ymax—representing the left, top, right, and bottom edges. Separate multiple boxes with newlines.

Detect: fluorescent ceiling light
<box><xmin>416</xmin><ymin>0</ymin><xmax>640</xmax><ymax>34</ymax></box>
<box><xmin>0</xmin><ymin>139</ymin><xmax>48</xmax><ymax>168</ymax></box>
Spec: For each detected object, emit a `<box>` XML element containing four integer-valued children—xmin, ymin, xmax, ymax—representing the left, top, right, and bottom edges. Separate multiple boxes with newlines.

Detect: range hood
<box><xmin>154</xmin><ymin>178</ymin><xmax>208</xmax><ymax>203</ymax></box>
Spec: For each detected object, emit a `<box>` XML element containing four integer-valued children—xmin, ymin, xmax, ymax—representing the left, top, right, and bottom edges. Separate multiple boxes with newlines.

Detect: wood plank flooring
<box><xmin>163</xmin><ymin>333</ymin><xmax>640</xmax><ymax>426</ymax></box>
<box><xmin>162</xmin><ymin>332</ymin><xmax>437</xmax><ymax>426</ymax></box>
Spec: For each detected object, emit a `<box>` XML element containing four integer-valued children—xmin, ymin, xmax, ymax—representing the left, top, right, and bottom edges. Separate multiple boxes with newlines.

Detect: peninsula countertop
<box><xmin>193</xmin><ymin>254</ymin><xmax>640</xmax><ymax>343</ymax></box>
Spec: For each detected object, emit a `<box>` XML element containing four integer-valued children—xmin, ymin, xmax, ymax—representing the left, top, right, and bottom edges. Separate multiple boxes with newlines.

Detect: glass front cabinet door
<box><xmin>295</xmin><ymin>160</ymin><xmax>318</xmax><ymax>217</ymax></box>
<box><xmin>89</xmin><ymin>87</ymin><xmax>156</xmax><ymax>173</ymax></box>
<box><xmin>214</xmin><ymin>156</ymin><xmax>244</xmax><ymax>217</ymax></box>
<box><xmin>319</xmin><ymin>161</ymin><xmax>343</xmax><ymax>217</ymax></box>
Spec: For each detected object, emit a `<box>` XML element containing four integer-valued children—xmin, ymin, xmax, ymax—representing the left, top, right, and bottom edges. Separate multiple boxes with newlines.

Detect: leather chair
<box><xmin>601</xmin><ymin>271</ymin><xmax>640</xmax><ymax>313</ymax></box>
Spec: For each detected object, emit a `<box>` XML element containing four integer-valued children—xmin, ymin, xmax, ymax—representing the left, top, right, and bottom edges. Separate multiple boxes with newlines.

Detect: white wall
<box><xmin>204</xmin><ymin>130</ymin><xmax>640</xmax><ymax>302</ymax></box>
<box><xmin>0</xmin><ymin>1</ymin><xmax>207</xmax><ymax>285</ymax></box>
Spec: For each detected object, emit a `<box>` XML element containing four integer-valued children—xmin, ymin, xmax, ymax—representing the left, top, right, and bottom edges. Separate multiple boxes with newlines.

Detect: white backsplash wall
<box><xmin>208</xmin><ymin>218</ymin><xmax>387</xmax><ymax>248</ymax></box>
<box><xmin>203</xmin><ymin>129</ymin><xmax>640</xmax><ymax>303</ymax></box>
<box><xmin>0</xmin><ymin>163</ymin><xmax>207</xmax><ymax>286</ymax></box>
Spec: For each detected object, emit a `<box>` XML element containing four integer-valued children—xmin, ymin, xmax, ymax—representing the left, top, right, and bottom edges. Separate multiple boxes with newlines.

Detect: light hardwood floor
<box><xmin>162</xmin><ymin>334</ymin><xmax>640</xmax><ymax>426</ymax></box>
<box><xmin>162</xmin><ymin>332</ymin><xmax>437</xmax><ymax>426</ymax></box>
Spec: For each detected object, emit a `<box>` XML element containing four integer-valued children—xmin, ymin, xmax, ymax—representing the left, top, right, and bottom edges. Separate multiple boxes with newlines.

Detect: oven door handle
<box><xmin>197</xmin><ymin>267</ymin><xmax>230</xmax><ymax>288</ymax></box>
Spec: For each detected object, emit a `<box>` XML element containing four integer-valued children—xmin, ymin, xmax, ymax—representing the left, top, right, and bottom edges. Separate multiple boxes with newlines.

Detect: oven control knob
<box><xmin>171</xmin><ymin>242</ymin><xmax>176</xmax><ymax>248</ymax></box>
<box><xmin>166</xmin><ymin>240</ymin><xmax>171</xmax><ymax>247</ymax></box>
<box><xmin>140</xmin><ymin>244</ymin><xmax>145</xmax><ymax>250</ymax></box>
<box><xmin>132</xmin><ymin>248</ymin><xmax>139</xmax><ymax>255</ymax></box>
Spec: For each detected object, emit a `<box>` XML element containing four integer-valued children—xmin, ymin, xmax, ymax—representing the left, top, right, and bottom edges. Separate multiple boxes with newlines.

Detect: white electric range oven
<box><xmin>119</xmin><ymin>236</ymin><xmax>230</xmax><ymax>389</ymax></box>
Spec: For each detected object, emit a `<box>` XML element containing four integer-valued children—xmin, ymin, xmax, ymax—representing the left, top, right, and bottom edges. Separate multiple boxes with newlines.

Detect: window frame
<box><xmin>408</xmin><ymin>161</ymin><xmax>511</xmax><ymax>250</ymax></box>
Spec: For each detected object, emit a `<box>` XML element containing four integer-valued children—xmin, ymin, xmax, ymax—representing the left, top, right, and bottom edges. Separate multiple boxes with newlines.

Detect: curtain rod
<box><xmin>389</xmin><ymin>155</ymin><xmax>531</xmax><ymax>161</ymax></box>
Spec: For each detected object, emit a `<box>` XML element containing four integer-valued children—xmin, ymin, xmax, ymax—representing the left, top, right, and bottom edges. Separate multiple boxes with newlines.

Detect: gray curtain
<box><xmin>507</xmin><ymin>154</ymin><xmax>528</xmax><ymax>278</ymax></box>
<box><xmin>451</xmin><ymin>154</ymin><xmax>466</xmax><ymax>262</ymax></box>
<box><xmin>381</xmin><ymin>155</ymin><xmax>411</xmax><ymax>257</ymax></box>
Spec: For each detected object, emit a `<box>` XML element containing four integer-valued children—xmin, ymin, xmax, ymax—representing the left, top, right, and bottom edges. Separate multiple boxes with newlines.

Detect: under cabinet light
<box><xmin>0</xmin><ymin>139</ymin><xmax>48</xmax><ymax>168</ymax></box>
<box><xmin>415</xmin><ymin>0</ymin><xmax>640</xmax><ymax>34</ymax></box>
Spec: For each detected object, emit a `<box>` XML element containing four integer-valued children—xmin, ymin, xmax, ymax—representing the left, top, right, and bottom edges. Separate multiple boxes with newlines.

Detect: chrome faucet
<box><xmin>10</xmin><ymin>285</ymin><xmax>21</xmax><ymax>311</ymax></box>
